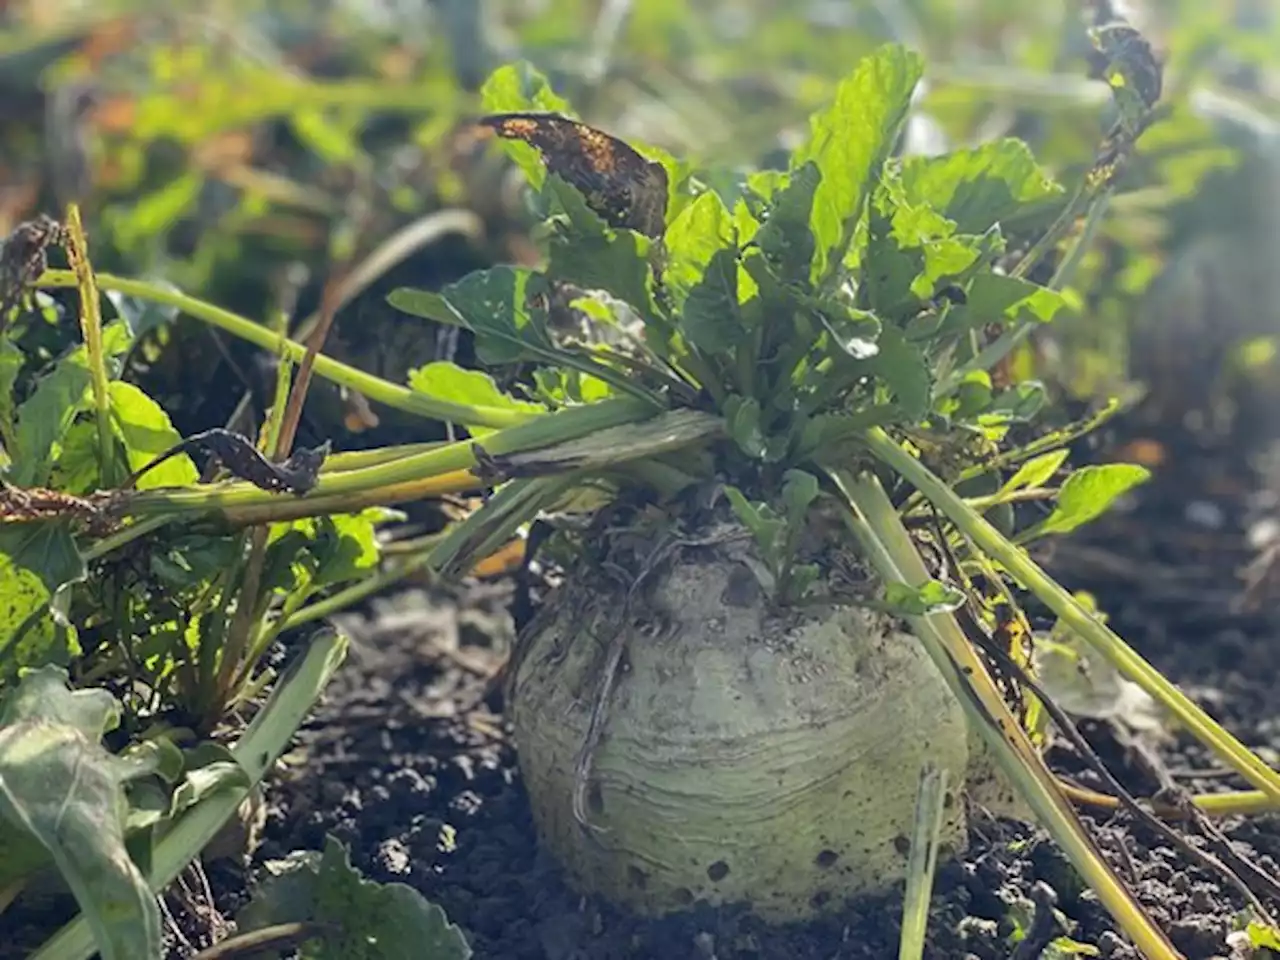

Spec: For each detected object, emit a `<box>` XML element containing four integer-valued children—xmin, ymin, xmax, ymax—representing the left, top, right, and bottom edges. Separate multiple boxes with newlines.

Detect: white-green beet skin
<box><xmin>511</xmin><ymin>531</ymin><xmax>1002</xmax><ymax>921</ymax></box>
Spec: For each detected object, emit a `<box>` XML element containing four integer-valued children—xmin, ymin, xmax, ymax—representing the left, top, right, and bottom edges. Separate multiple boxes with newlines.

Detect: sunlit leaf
<box><xmin>9</xmin><ymin>322</ymin><xmax>132</xmax><ymax>487</ymax></box>
<box><xmin>1037</xmin><ymin>464</ymin><xmax>1150</xmax><ymax>537</ymax></box>
<box><xmin>1001</xmin><ymin>449</ymin><xmax>1069</xmax><ymax>494</ymax></box>
<box><xmin>408</xmin><ymin>363</ymin><xmax>544</xmax><ymax>438</ymax></box>
<box><xmin>786</xmin><ymin>44</ymin><xmax>924</xmax><ymax>282</ymax></box>
<box><xmin>0</xmin><ymin>522</ymin><xmax>85</xmax><ymax>678</ymax></box>
<box><xmin>900</xmin><ymin>139</ymin><xmax>1064</xmax><ymax>235</ymax></box>
<box><xmin>109</xmin><ymin>382</ymin><xmax>199</xmax><ymax>489</ymax></box>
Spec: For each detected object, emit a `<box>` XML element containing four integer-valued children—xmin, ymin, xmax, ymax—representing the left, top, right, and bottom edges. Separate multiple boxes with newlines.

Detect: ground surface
<box><xmin>5</xmin><ymin>438</ymin><xmax>1280</xmax><ymax>960</ymax></box>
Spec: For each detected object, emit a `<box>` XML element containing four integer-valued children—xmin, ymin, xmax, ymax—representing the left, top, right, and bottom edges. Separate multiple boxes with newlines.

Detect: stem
<box><xmin>81</xmin><ymin>515</ymin><xmax>175</xmax><ymax>562</ymax></box>
<box><xmin>62</xmin><ymin>207</ymin><xmax>116</xmax><ymax>487</ymax></box>
<box><xmin>117</xmin><ymin>397</ymin><xmax>656</xmax><ymax>517</ymax></box>
<box><xmin>1063</xmin><ymin>781</ymin><xmax>1276</xmax><ymax>819</ymax></box>
<box><xmin>30</xmin><ymin>630</ymin><xmax>348</xmax><ymax>960</ymax></box>
<box><xmin>282</xmin><ymin>546</ymin><xmax>440</xmax><ymax>631</ymax></box>
<box><xmin>220</xmin><ymin>470</ymin><xmax>483</xmax><ymax>527</ymax></box>
<box><xmin>833</xmin><ymin>467</ymin><xmax>1181</xmax><ymax>959</ymax></box>
<box><xmin>215</xmin><ymin>319</ymin><xmax>299</xmax><ymax>717</ymax></box>
<box><xmin>34</xmin><ymin>270</ymin><xmax>532</xmax><ymax>430</ymax></box>
<box><xmin>862</xmin><ymin>425</ymin><xmax>1280</xmax><ymax>806</ymax></box>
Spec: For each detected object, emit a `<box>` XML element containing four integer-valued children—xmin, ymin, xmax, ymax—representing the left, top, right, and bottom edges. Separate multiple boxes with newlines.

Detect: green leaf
<box><xmin>265</xmin><ymin>511</ymin><xmax>382</xmax><ymax>595</ymax></box>
<box><xmin>964</xmin><ymin>274</ymin><xmax>1069</xmax><ymax>327</ymax></box>
<box><xmin>868</xmin><ymin>324</ymin><xmax>931</xmax><ymax>421</ymax></box>
<box><xmin>51</xmin><ymin>420</ymin><xmax>103</xmax><ymax>494</ymax></box>
<box><xmin>149</xmin><ymin>534</ymin><xmax>243</xmax><ymax>591</ymax></box>
<box><xmin>786</xmin><ymin>44</ymin><xmax>924</xmax><ymax>283</ymax></box>
<box><xmin>237</xmin><ymin>834</ymin><xmax>472</xmax><ymax>960</ymax></box>
<box><xmin>884</xmin><ymin>580</ymin><xmax>966</xmax><ymax>615</ymax></box>
<box><xmin>664</xmin><ymin>190</ymin><xmax>736</xmax><ymax>296</ymax></box>
<box><xmin>1246</xmin><ymin>918</ymin><xmax>1280</xmax><ymax>951</ymax></box>
<box><xmin>408</xmin><ymin>363</ymin><xmax>544</xmax><ymax>438</ymax></box>
<box><xmin>106</xmin><ymin>285</ymin><xmax>182</xmax><ymax>339</ymax></box>
<box><xmin>756</xmin><ymin>161</ymin><xmax>820</xmax><ymax>283</ymax></box>
<box><xmin>682</xmin><ymin>247</ymin><xmax>743</xmax><ymax>355</ymax></box>
<box><xmin>311</xmin><ymin>512</ymin><xmax>381</xmax><ymax>587</ymax></box>
<box><xmin>9</xmin><ymin>322</ymin><xmax>133</xmax><ymax>487</ymax></box>
<box><xmin>1001</xmin><ymin>449</ymin><xmax>1069</xmax><ymax>494</ymax></box>
<box><xmin>724</xmin><ymin>396</ymin><xmax>765</xmax><ymax>458</ymax></box>
<box><xmin>384</xmin><ymin>288</ymin><xmax>463</xmax><ymax>328</ymax></box>
<box><xmin>0</xmin><ymin>522</ymin><xmax>86</xmax><ymax>679</ymax></box>
<box><xmin>899</xmin><ymin>139</ymin><xmax>1064</xmax><ymax>235</ymax></box>
<box><xmin>109</xmin><ymin>382</ymin><xmax>199</xmax><ymax>489</ymax></box>
<box><xmin>781</xmin><ymin>469</ymin><xmax>820</xmax><ymax>525</ymax></box>
<box><xmin>1037</xmin><ymin>464</ymin><xmax>1150</xmax><ymax>537</ymax></box>
<box><xmin>544</xmin><ymin>212</ymin><xmax>657</xmax><ymax>322</ymax></box>
<box><xmin>0</xmin><ymin>339</ymin><xmax>23</xmax><ymax>456</ymax></box>
<box><xmin>423</xmin><ymin>266</ymin><xmax>556</xmax><ymax>366</ymax></box>
<box><xmin>985</xmin><ymin>381</ymin><xmax>1048</xmax><ymax>423</ymax></box>
<box><xmin>0</xmin><ymin>667</ymin><xmax>162</xmax><ymax>960</ymax></box>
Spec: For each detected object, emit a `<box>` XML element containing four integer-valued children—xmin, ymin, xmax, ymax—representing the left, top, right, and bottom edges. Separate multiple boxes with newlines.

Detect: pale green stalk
<box><xmin>832</xmin><ymin>467</ymin><xmax>1182</xmax><ymax>959</ymax></box>
<box><xmin>64</xmin><ymin>208</ymin><xmax>117</xmax><ymax>486</ymax></box>
<box><xmin>35</xmin><ymin>270</ymin><xmax>530</xmax><ymax>430</ymax></box>
<box><xmin>898</xmin><ymin>765</ymin><xmax>947</xmax><ymax>960</ymax></box>
<box><xmin>117</xmin><ymin>397</ymin><xmax>656</xmax><ymax>516</ymax></box>
<box><xmin>862</xmin><ymin>425</ymin><xmax>1280</xmax><ymax>806</ymax></box>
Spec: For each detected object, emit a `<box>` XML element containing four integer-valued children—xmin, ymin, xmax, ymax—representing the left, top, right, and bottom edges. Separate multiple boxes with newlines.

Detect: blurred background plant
<box><xmin>2</xmin><ymin>0</ymin><xmax>1276</xmax><ymax>464</ymax></box>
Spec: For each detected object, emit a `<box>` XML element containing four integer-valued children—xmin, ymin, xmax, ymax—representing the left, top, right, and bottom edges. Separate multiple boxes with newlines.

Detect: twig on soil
<box><xmin>190</xmin><ymin>922</ymin><xmax>339</xmax><ymax>960</ymax></box>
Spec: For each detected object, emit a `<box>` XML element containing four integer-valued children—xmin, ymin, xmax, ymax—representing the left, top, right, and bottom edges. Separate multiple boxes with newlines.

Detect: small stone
<box><xmin>1097</xmin><ymin>931</ymin><xmax>1126</xmax><ymax>957</ymax></box>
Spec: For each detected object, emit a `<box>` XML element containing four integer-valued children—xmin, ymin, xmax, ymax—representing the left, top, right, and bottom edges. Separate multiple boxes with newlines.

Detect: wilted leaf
<box><xmin>479</xmin><ymin>63</ymin><xmax>575</xmax><ymax>192</ymax></box>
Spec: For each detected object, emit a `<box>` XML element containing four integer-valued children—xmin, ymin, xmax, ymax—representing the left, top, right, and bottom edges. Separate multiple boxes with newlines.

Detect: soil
<box><xmin>5</xmin><ymin>431</ymin><xmax>1280</xmax><ymax>960</ymax></box>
